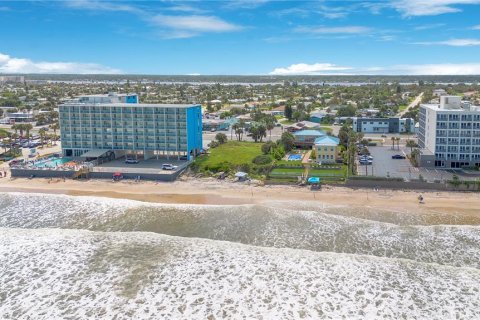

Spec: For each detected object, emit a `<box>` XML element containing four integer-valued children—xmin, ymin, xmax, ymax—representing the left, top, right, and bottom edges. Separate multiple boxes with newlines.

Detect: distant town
<box><xmin>1</xmin><ymin>74</ymin><xmax>480</xmax><ymax>191</ymax></box>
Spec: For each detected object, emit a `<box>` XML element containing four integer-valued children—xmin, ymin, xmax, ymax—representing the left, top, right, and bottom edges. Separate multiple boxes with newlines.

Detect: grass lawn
<box><xmin>398</xmin><ymin>105</ymin><xmax>408</xmax><ymax>112</ymax></box>
<box><xmin>319</xmin><ymin>126</ymin><xmax>333</xmax><ymax>134</ymax></box>
<box><xmin>194</xmin><ymin>141</ymin><xmax>263</xmax><ymax>172</ymax></box>
<box><xmin>309</xmin><ymin>165</ymin><xmax>347</xmax><ymax>179</ymax></box>
<box><xmin>280</xmin><ymin>119</ymin><xmax>295</xmax><ymax>125</ymax></box>
<box><xmin>270</xmin><ymin>167</ymin><xmax>304</xmax><ymax>175</ymax></box>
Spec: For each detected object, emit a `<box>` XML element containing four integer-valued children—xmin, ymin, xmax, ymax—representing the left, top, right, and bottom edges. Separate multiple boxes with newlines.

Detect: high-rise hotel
<box><xmin>418</xmin><ymin>95</ymin><xmax>480</xmax><ymax>168</ymax></box>
<box><xmin>59</xmin><ymin>93</ymin><xmax>202</xmax><ymax>160</ymax></box>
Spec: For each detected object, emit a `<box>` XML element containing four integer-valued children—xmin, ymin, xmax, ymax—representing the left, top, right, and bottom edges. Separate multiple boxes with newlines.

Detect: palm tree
<box><xmin>50</xmin><ymin>122</ymin><xmax>59</xmax><ymax>145</ymax></box>
<box><xmin>395</xmin><ymin>137</ymin><xmax>401</xmax><ymax>150</ymax></box>
<box><xmin>231</xmin><ymin>123</ymin><xmax>238</xmax><ymax>141</ymax></box>
<box><xmin>0</xmin><ymin>130</ymin><xmax>9</xmax><ymax>154</ymax></box>
<box><xmin>411</xmin><ymin>148</ymin><xmax>421</xmax><ymax>167</ymax></box>
<box><xmin>391</xmin><ymin>136</ymin><xmax>395</xmax><ymax>150</ymax></box>
<box><xmin>265</xmin><ymin>116</ymin><xmax>276</xmax><ymax>141</ymax></box>
<box><xmin>11</xmin><ymin>124</ymin><xmax>19</xmax><ymax>136</ymax></box>
<box><xmin>406</xmin><ymin>139</ymin><xmax>417</xmax><ymax>153</ymax></box>
<box><xmin>39</xmin><ymin>127</ymin><xmax>47</xmax><ymax>148</ymax></box>
<box><xmin>24</xmin><ymin>123</ymin><xmax>33</xmax><ymax>143</ymax></box>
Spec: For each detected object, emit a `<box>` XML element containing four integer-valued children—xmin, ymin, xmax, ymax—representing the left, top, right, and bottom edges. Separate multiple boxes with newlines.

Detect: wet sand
<box><xmin>1</xmin><ymin>177</ymin><xmax>480</xmax><ymax>221</ymax></box>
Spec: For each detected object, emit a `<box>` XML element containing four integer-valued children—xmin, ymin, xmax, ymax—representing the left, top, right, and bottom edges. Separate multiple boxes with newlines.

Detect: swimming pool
<box><xmin>288</xmin><ymin>154</ymin><xmax>302</xmax><ymax>161</ymax></box>
<box><xmin>34</xmin><ymin>158</ymin><xmax>71</xmax><ymax>168</ymax></box>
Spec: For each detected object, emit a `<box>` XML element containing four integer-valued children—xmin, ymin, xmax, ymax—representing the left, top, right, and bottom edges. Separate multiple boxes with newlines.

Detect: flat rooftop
<box><xmin>60</xmin><ymin>102</ymin><xmax>200</xmax><ymax>108</ymax></box>
<box><xmin>421</xmin><ymin>104</ymin><xmax>480</xmax><ymax>112</ymax></box>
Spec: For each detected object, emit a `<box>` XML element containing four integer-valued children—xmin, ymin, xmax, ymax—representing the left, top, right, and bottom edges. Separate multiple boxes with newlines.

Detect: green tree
<box><xmin>50</xmin><ymin>122</ymin><xmax>59</xmax><ymax>144</ymax></box>
<box><xmin>336</xmin><ymin>104</ymin><xmax>356</xmax><ymax>117</ymax></box>
<box><xmin>265</xmin><ymin>116</ymin><xmax>276</xmax><ymax>140</ymax></box>
<box><xmin>24</xmin><ymin>123</ymin><xmax>33</xmax><ymax>142</ymax></box>
<box><xmin>406</xmin><ymin>139</ymin><xmax>417</xmax><ymax>153</ymax></box>
<box><xmin>39</xmin><ymin>127</ymin><xmax>48</xmax><ymax>148</ymax></box>
<box><xmin>284</xmin><ymin>105</ymin><xmax>293</xmax><ymax>120</ymax></box>
<box><xmin>261</xmin><ymin>141</ymin><xmax>275</xmax><ymax>155</ymax></box>
<box><xmin>249</xmin><ymin>124</ymin><xmax>267</xmax><ymax>143</ymax></box>
<box><xmin>279</xmin><ymin>132</ymin><xmax>295</xmax><ymax>152</ymax></box>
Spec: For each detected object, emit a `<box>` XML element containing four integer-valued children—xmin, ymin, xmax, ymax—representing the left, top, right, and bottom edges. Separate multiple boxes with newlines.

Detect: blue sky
<box><xmin>1</xmin><ymin>0</ymin><xmax>480</xmax><ymax>75</ymax></box>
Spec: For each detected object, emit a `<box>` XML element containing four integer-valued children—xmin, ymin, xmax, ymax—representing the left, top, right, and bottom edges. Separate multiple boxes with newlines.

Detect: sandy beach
<box><xmin>1</xmin><ymin>176</ymin><xmax>480</xmax><ymax>223</ymax></box>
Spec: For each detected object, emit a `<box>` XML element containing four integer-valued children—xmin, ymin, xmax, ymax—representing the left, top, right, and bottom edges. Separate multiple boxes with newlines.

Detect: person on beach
<box><xmin>418</xmin><ymin>194</ymin><xmax>424</xmax><ymax>204</ymax></box>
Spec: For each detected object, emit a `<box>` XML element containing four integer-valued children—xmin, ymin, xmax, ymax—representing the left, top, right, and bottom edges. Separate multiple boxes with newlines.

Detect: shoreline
<box><xmin>1</xmin><ymin>177</ymin><xmax>480</xmax><ymax>217</ymax></box>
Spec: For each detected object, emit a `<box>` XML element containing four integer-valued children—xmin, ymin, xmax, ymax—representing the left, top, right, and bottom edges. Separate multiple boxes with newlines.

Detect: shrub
<box><xmin>261</xmin><ymin>141</ymin><xmax>276</xmax><ymax>155</ymax></box>
<box><xmin>215</xmin><ymin>133</ymin><xmax>228</xmax><ymax>144</ymax></box>
<box><xmin>205</xmin><ymin>161</ymin><xmax>231</xmax><ymax>173</ymax></box>
<box><xmin>209</xmin><ymin>141</ymin><xmax>219</xmax><ymax>148</ymax></box>
<box><xmin>237</xmin><ymin>163</ymin><xmax>252</xmax><ymax>173</ymax></box>
<box><xmin>252</xmin><ymin>155</ymin><xmax>272</xmax><ymax>165</ymax></box>
<box><xmin>272</xmin><ymin>145</ymin><xmax>286</xmax><ymax>160</ymax></box>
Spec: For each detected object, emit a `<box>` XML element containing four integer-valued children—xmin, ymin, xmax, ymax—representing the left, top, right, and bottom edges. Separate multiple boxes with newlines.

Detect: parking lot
<box><xmin>93</xmin><ymin>157</ymin><xmax>188</xmax><ymax>175</ymax></box>
<box><xmin>357</xmin><ymin>146</ymin><xmax>478</xmax><ymax>182</ymax></box>
<box><xmin>358</xmin><ymin>146</ymin><xmax>413</xmax><ymax>179</ymax></box>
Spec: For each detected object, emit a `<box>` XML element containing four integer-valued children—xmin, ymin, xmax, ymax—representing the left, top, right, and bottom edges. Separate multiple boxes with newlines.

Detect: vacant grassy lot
<box><xmin>193</xmin><ymin>141</ymin><xmax>264</xmax><ymax>173</ymax></box>
<box><xmin>269</xmin><ymin>167</ymin><xmax>304</xmax><ymax>176</ymax></box>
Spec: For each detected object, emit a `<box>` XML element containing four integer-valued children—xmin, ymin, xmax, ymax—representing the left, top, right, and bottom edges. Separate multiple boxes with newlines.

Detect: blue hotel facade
<box><xmin>59</xmin><ymin>93</ymin><xmax>202</xmax><ymax>160</ymax></box>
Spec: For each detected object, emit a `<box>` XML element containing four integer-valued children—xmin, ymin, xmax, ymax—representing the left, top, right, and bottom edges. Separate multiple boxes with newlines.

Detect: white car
<box><xmin>162</xmin><ymin>164</ymin><xmax>178</xmax><ymax>170</ymax></box>
<box><xmin>125</xmin><ymin>158</ymin><xmax>139</xmax><ymax>164</ymax></box>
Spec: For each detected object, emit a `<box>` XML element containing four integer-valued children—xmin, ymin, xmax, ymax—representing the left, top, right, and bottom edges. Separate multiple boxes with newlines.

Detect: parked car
<box><xmin>359</xmin><ymin>160</ymin><xmax>373</xmax><ymax>165</ymax></box>
<box><xmin>162</xmin><ymin>164</ymin><xmax>178</xmax><ymax>170</ymax></box>
<box><xmin>359</xmin><ymin>155</ymin><xmax>373</xmax><ymax>161</ymax></box>
<box><xmin>392</xmin><ymin>154</ymin><xmax>406</xmax><ymax>159</ymax></box>
<box><xmin>381</xmin><ymin>134</ymin><xmax>387</xmax><ymax>138</ymax></box>
<box><xmin>179</xmin><ymin>155</ymin><xmax>188</xmax><ymax>161</ymax></box>
<box><xmin>125</xmin><ymin>158</ymin><xmax>139</xmax><ymax>164</ymax></box>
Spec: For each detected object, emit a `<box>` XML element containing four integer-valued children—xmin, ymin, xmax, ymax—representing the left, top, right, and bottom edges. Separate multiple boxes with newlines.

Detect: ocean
<box><xmin>1</xmin><ymin>192</ymin><xmax>479</xmax><ymax>319</ymax></box>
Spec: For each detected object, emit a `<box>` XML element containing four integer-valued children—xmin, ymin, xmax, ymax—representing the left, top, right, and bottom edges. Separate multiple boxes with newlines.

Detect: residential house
<box><xmin>293</xmin><ymin>129</ymin><xmax>326</xmax><ymax>147</ymax></box>
<box><xmin>314</xmin><ymin>136</ymin><xmax>340</xmax><ymax>164</ymax></box>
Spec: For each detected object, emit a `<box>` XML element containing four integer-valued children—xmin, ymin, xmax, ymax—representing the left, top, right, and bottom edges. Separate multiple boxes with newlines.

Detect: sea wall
<box><xmin>11</xmin><ymin>168</ymin><xmax>183</xmax><ymax>181</ymax></box>
<box><xmin>344</xmin><ymin>179</ymin><xmax>478</xmax><ymax>192</ymax></box>
<box><xmin>11</xmin><ymin>169</ymin><xmax>75</xmax><ymax>178</ymax></box>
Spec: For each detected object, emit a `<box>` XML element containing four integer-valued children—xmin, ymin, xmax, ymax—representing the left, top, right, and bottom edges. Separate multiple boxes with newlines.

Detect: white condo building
<box><xmin>418</xmin><ymin>96</ymin><xmax>480</xmax><ymax>168</ymax></box>
<box><xmin>59</xmin><ymin>93</ymin><xmax>202</xmax><ymax>160</ymax></box>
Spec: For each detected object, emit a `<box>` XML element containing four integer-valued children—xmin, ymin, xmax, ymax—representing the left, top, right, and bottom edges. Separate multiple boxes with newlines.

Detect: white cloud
<box><xmin>66</xmin><ymin>0</ymin><xmax>140</xmax><ymax>14</ymax></box>
<box><xmin>223</xmin><ymin>0</ymin><xmax>270</xmax><ymax>9</ymax></box>
<box><xmin>414</xmin><ymin>23</ymin><xmax>446</xmax><ymax>30</ymax></box>
<box><xmin>391</xmin><ymin>0</ymin><xmax>480</xmax><ymax>17</ymax></box>
<box><xmin>415</xmin><ymin>38</ymin><xmax>480</xmax><ymax>46</ymax></box>
<box><xmin>0</xmin><ymin>53</ymin><xmax>120</xmax><ymax>74</ymax></box>
<box><xmin>165</xmin><ymin>5</ymin><xmax>207</xmax><ymax>14</ymax></box>
<box><xmin>269</xmin><ymin>62</ymin><xmax>480</xmax><ymax>75</ymax></box>
<box><xmin>295</xmin><ymin>26</ymin><xmax>372</xmax><ymax>34</ymax></box>
<box><xmin>388</xmin><ymin>63</ymin><xmax>480</xmax><ymax>75</ymax></box>
<box><xmin>472</xmin><ymin>25</ymin><xmax>480</xmax><ymax>30</ymax></box>
<box><xmin>66</xmin><ymin>0</ymin><xmax>242</xmax><ymax>38</ymax></box>
<box><xmin>151</xmin><ymin>15</ymin><xmax>242</xmax><ymax>34</ymax></box>
<box><xmin>269</xmin><ymin>63</ymin><xmax>352</xmax><ymax>75</ymax></box>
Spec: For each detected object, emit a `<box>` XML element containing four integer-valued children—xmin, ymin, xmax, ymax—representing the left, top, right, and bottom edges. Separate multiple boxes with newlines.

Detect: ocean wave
<box><xmin>1</xmin><ymin>228</ymin><xmax>479</xmax><ymax>320</ymax></box>
<box><xmin>1</xmin><ymin>192</ymin><xmax>480</xmax><ymax>269</ymax></box>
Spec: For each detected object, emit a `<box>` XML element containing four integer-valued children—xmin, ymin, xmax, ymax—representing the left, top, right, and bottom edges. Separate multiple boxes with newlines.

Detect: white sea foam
<box><xmin>1</xmin><ymin>192</ymin><xmax>480</xmax><ymax>319</ymax></box>
<box><xmin>1</xmin><ymin>192</ymin><xmax>480</xmax><ymax>268</ymax></box>
<box><xmin>1</xmin><ymin>228</ymin><xmax>479</xmax><ymax>320</ymax></box>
